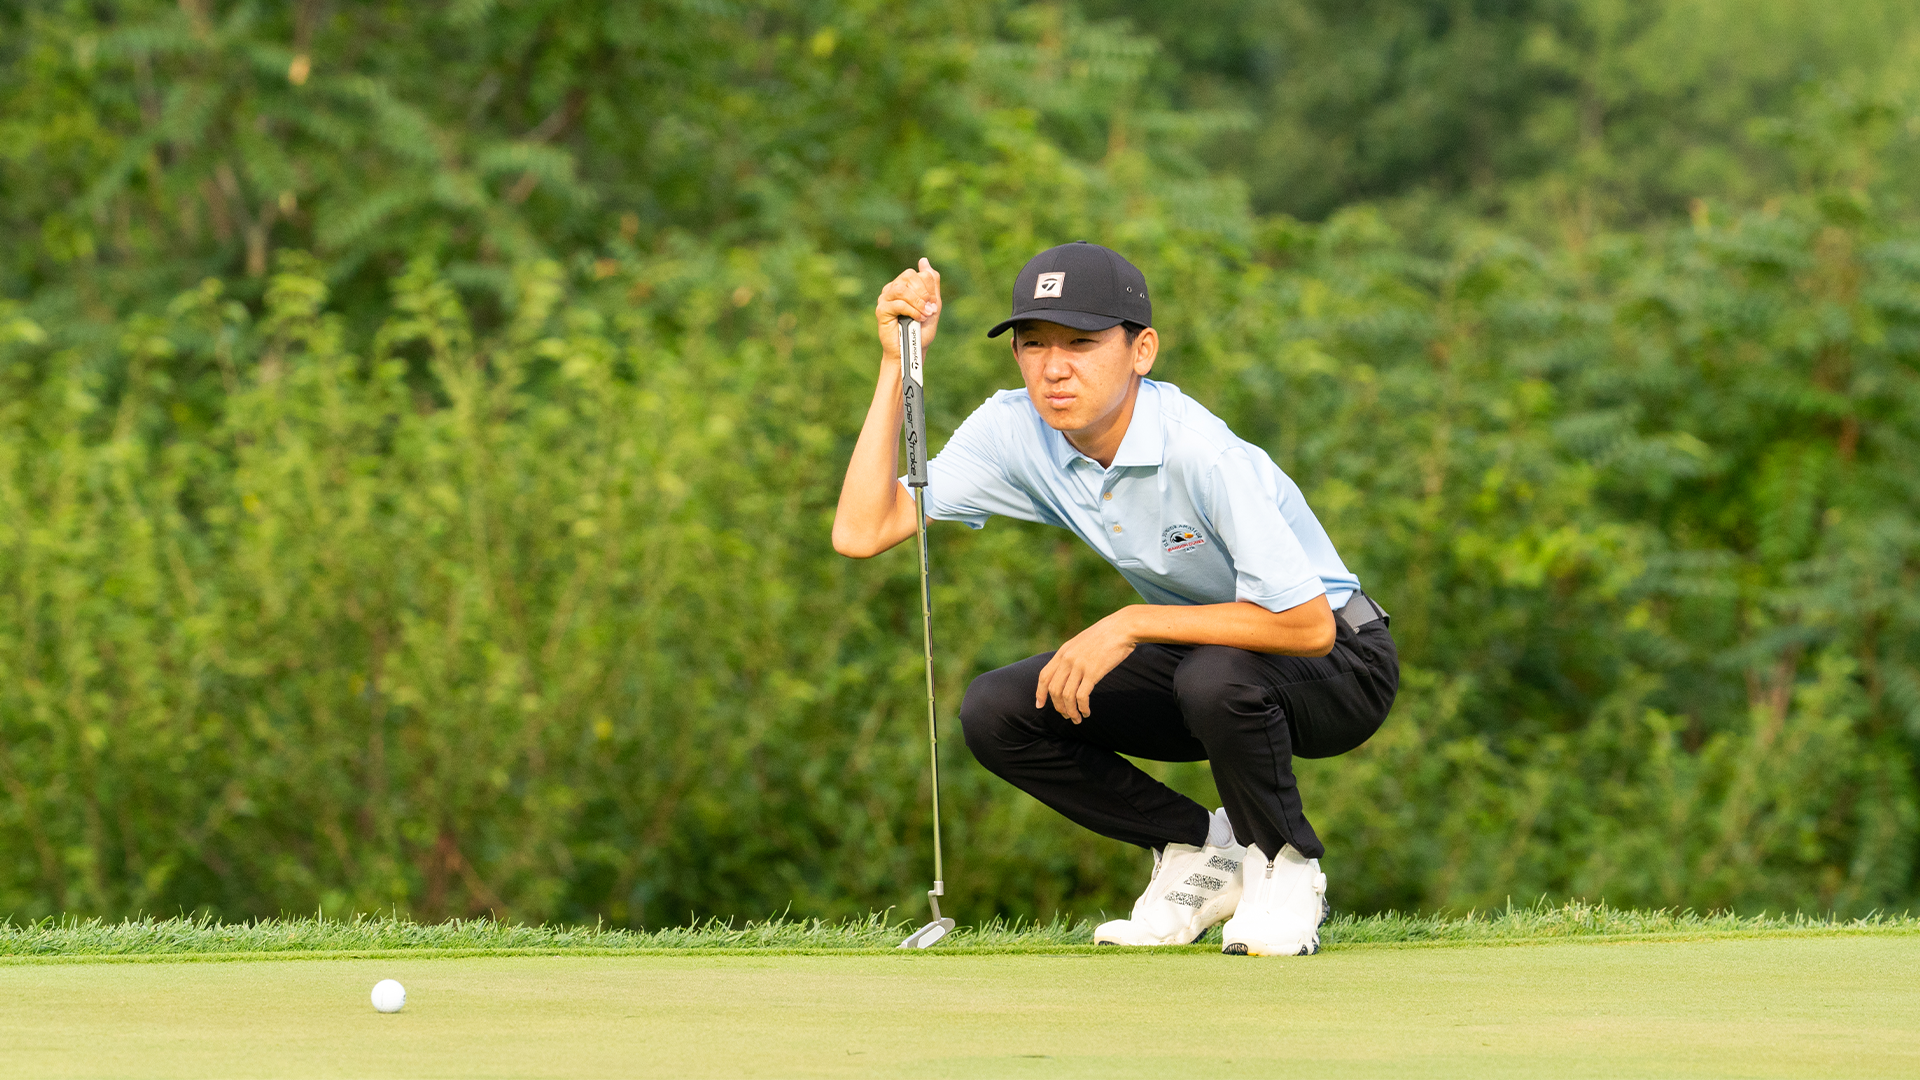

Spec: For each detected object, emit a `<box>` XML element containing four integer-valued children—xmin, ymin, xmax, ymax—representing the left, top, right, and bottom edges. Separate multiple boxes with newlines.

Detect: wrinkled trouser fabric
<box><xmin>959</xmin><ymin>617</ymin><xmax>1398</xmax><ymax>860</ymax></box>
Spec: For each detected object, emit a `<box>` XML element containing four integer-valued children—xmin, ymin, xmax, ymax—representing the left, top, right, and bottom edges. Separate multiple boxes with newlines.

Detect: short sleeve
<box><xmin>906</xmin><ymin>397</ymin><xmax>1057</xmax><ymax>529</ymax></box>
<box><xmin>1205</xmin><ymin>448</ymin><xmax>1326</xmax><ymax>612</ymax></box>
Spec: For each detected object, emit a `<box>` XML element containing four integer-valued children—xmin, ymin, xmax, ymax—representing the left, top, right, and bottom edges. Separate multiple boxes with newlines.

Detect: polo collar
<box><xmin>1043</xmin><ymin>378</ymin><xmax>1165</xmax><ymax>469</ymax></box>
<box><xmin>1044</xmin><ymin>424</ymin><xmax>1083</xmax><ymax>469</ymax></box>
<box><xmin>1111</xmin><ymin>379</ymin><xmax>1164</xmax><ymax>467</ymax></box>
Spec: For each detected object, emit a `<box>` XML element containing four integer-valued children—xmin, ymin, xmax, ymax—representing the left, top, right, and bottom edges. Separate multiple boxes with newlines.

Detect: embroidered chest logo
<box><xmin>1162</xmin><ymin>524</ymin><xmax>1206</xmax><ymax>554</ymax></box>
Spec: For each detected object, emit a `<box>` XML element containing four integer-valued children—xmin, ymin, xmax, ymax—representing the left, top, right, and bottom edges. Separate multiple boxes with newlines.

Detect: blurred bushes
<box><xmin>1086</xmin><ymin>0</ymin><xmax>1920</xmax><ymax>224</ymax></box>
<box><xmin>1</xmin><ymin>1</ymin><xmax>1918</xmax><ymax>923</ymax></box>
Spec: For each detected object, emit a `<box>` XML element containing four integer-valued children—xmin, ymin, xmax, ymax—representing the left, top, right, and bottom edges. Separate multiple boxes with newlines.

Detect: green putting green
<box><xmin>3</xmin><ymin>936</ymin><xmax>1916</xmax><ymax>1078</ymax></box>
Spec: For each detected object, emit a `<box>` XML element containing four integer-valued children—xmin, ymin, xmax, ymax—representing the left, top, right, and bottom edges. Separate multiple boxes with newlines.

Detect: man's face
<box><xmin>1012</xmin><ymin>321</ymin><xmax>1157</xmax><ymax>435</ymax></box>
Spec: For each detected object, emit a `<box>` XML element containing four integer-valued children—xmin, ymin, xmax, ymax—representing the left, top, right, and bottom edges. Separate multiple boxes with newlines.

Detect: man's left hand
<box><xmin>1034</xmin><ymin>610</ymin><xmax>1138</xmax><ymax>724</ymax></box>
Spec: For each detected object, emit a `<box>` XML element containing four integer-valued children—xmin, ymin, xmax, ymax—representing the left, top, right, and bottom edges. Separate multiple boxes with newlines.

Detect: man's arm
<box><xmin>1035</xmin><ymin>596</ymin><xmax>1336</xmax><ymax>723</ymax></box>
<box><xmin>1123</xmin><ymin>596</ymin><xmax>1335</xmax><ymax>655</ymax></box>
<box><xmin>832</xmin><ymin>260</ymin><xmax>942</xmax><ymax>559</ymax></box>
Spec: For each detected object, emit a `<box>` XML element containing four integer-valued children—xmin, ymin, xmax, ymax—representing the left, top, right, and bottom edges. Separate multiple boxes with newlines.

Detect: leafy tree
<box><xmin>1086</xmin><ymin>0</ymin><xmax>1920</xmax><ymax>224</ymax></box>
<box><xmin>0</xmin><ymin>0</ymin><xmax>1916</xmax><ymax>924</ymax></box>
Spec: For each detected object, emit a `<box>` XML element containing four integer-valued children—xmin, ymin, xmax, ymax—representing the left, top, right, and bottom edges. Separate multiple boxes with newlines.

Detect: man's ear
<box><xmin>1132</xmin><ymin>327</ymin><xmax>1159</xmax><ymax>375</ymax></box>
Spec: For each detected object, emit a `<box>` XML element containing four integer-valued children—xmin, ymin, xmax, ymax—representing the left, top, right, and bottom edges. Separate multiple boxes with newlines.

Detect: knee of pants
<box><xmin>1173</xmin><ymin>645</ymin><xmax>1274</xmax><ymax>744</ymax></box>
<box><xmin>959</xmin><ymin>666</ymin><xmax>1035</xmax><ymax>770</ymax></box>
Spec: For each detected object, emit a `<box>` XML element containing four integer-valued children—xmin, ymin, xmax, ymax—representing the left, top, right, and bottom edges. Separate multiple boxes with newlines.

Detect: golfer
<box><xmin>833</xmin><ymin>243</ymin><xmax>1398</xmax><ymax>956</ymax></box>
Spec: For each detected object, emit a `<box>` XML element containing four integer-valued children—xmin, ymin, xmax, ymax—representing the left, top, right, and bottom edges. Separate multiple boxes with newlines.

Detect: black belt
<box><xmin>1337</xmin><ymin>591</ymin><xmax>1389</xmax><ymax>633</ymax></box>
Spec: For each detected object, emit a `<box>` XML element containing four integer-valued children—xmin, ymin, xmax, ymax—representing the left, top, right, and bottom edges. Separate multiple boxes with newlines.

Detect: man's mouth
<box><xmin>1044</xmin><ymin>392</ymin><xmax>1076</xmax><ymax>409</ymax></box>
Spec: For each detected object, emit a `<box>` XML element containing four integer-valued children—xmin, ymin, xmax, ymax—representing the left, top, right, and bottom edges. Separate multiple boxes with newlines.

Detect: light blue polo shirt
<box><xmin>912</xmin><ymin>379</ymin><xmax>1361</xmax><ymax>612</ymax></box>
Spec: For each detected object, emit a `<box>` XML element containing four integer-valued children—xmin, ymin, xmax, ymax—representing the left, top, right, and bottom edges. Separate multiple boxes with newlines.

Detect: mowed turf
<box><xmin>2</xmin><ymin>936</ymin><xmax>1916</xmax><ymax>1078</ymax></box>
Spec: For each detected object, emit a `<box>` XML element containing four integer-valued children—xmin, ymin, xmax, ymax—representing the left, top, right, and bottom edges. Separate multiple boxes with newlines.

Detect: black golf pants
<box><xmin>959</xmin><ymin>616</ymin><xmax>1398</xmax><ymax>860</ymax></box>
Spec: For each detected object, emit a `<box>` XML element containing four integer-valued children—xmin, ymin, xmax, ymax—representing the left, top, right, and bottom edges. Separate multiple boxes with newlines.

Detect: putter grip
<box><xmin>900</xmin><ymin>318</ymin><xmax>928</xmax><ymax>487</ymax></box>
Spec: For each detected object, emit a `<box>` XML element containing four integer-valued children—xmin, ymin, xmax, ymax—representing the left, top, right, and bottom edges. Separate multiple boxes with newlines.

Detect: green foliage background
<box><xmin>2</xmin><ymin>0</ymin><xmax>1918</xmax><ymax>925</ymax></box>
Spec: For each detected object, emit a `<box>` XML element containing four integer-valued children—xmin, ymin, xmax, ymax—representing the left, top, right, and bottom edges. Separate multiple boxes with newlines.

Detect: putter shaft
<box><xmin>899</xmin><ymin>316</ymin><xmax>946</xmax><ymax>926</ymax></box>
<box><xmin>916</xmin><ymin>486</ymin><xmax>944</xmax><ymax>912</ymax></box>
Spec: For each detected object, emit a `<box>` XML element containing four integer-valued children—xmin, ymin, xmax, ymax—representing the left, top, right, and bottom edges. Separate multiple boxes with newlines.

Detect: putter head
<box><xmin>897</xmin><ymin>917</ymin><xmax>955</xmax><ymax>949</ymax></box>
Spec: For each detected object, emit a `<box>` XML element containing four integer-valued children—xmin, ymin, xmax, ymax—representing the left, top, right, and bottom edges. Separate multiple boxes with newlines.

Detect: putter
<box><xmin>896</xmin><ymin>315</ymin><xmax>956</xmax><ymax>950</ymax></box>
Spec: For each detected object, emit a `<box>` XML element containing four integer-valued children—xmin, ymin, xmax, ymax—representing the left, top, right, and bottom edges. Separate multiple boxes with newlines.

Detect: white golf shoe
<box><xmin>1095</xmin><ymin>809</ymin><xmax>1245</xmax><ymax>946</ymax></box>
<box><xmin>1221</xmin><ymin>843</ymin><xmax>1327</xmax><ymax>956</ymax></box>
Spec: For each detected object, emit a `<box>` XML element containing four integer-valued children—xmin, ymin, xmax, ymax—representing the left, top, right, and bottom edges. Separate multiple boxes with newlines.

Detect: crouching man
<box><xmin>832</xmin><ymin>243</ymin><xmax>1398</xmax><ymax>955</ymax></box>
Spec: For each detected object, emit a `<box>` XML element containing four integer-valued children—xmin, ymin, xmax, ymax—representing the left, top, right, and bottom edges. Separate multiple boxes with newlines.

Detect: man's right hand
<box><xmin>875</xmin><ymin>258</ymin><xmax>942</xmax><ymax>363</ymax></box>
<box><xmin>834</xmin><ymin>259</ymin><xmax>943</xmax><ymax>559</ymax></box>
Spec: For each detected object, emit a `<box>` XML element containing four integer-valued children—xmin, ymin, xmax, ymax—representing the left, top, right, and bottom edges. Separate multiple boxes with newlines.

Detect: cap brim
<box><xmin>986</xmin><ymin>309</ymin><xmax>1128</xmax><ymax>338</ymax></box>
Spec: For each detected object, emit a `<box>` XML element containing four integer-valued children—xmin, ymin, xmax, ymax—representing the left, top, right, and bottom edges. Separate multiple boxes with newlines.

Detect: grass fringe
<box><xmin>3</xmin><ymin>900</ymin><xmax>1915</xmax><ymax>958</ymax></box>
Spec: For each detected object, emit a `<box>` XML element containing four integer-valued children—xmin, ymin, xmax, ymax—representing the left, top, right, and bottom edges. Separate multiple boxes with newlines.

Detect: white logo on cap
<box><xmin>1034</xmin><ymin>272</ymin><xmax>1065</xmax><ymax>298</ymax></box>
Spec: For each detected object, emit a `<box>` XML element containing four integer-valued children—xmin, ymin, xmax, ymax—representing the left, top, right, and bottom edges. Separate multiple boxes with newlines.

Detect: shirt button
<box><xmin>1112</xmin><ymin>525</ymin><xmax>1123</xmax><ymax>533</ymax></box>
<box><xmin>1103</xmin><ymin>491</ymin><xmax>1113</xmax><ymax>501</ymax></box>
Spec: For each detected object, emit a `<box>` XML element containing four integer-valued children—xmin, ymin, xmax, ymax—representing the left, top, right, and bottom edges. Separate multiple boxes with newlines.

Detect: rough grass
<box><xmin>4</xmin><ymin>900</ymin><xmax>1916</xmax><ymax>960</ymax></box>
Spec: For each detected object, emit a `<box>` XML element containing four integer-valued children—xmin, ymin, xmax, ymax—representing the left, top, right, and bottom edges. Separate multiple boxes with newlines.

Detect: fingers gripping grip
<box><xmin>900</xmin><ymin>318</ymin><xmax>928</xmax><ymax>487</ymax></box>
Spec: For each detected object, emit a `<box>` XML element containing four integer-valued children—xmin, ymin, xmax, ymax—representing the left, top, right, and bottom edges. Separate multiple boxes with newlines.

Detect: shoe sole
<box><xmin>1093</xmin><ymin>929</ymin><xmax>1214</xmax><ymax>947</ymax></box>
<box><xmin>1222</xmin><ymin>898</ymin><xmax>1329</xmax><ymax>957</ymax></box>
<box><xmin>1095</xmin><ymin>910</ymin><xmax>1234</xmax><ymax>948</ymax></box>
<box><xmin>1221</xmin><ymin>936</ymin><xmax>1317</xmax><ymax>957</ymax></box>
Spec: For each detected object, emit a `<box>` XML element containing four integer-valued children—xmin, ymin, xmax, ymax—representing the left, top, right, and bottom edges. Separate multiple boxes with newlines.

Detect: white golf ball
<box><xmin>370</xmin><ymin>979</ymin><xmax>406</xmax><ymax>1013</ymax></box>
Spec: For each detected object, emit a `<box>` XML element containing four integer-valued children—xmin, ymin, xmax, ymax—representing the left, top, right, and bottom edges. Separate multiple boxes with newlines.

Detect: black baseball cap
<box><xmin>986</xmin><ymin>241</ymin><xmax>1152</xmax><ymax>338</ymax></box>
